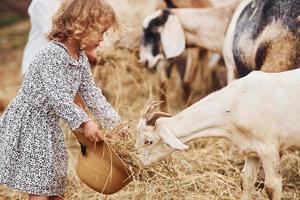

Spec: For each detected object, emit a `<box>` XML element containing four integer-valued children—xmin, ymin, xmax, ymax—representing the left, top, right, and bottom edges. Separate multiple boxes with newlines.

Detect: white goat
<box><xmin>136</xmin><ymin>69</ymin><xmax>300</xmax><ymax>200</ymax></box>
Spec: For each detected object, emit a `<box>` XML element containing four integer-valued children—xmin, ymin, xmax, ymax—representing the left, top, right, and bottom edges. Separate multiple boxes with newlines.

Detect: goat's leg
<box><xmin>258</xmin><ymin>147</ymin><xmax>282</xmax><ymax>200</ymax></box>
<box><xmin>156</xmin><ymin>60</ymin><xmax>170</xmax><ymax>112</ymax></box>
<box><xmin>182</xmin><ymin>48</ymin><xmax>200</xmax><ymax>102</ymax></box>
<box><xmin>159</xmin><ymin>79</ymin><xmax>168</xmax><ymax>111</ymax></box>
<box><xmin>240</xmin><ymin>156</ymin><xmax>260</xmax><ymax>200</ymax></box>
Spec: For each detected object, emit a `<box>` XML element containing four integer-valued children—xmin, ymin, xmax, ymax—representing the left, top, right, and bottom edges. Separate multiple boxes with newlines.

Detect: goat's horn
<box><xmin>144</xmin><ymin>101</ymin><xmax>164</xmax><ymax>119</ymax></box>
<box><xmin>146</xmin><ymin>111</ymin><xmax>172</xmax><ymax>126</ymax></box>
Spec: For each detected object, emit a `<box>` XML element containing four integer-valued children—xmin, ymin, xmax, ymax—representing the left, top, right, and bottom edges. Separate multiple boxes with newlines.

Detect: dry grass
<box><xmin>0</xmin><ymin>20</ymin><xmax>28</xmax><ymax>111</ymax></box>
<box><xmin>62</xmin><ymin>48</ymin><xmax>299</xmax><ymax>200</ymax></box>
<box><xmin>0</xmin><ymin>11</ymin><xmax>299</xmax><ymax>200</ymax></box>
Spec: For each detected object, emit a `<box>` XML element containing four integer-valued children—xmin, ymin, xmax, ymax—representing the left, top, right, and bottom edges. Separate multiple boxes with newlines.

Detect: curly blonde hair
<box><xmin>48</xmin><ymin>0</ymin><xmax>119</xmax><ymax>46</ymax></box>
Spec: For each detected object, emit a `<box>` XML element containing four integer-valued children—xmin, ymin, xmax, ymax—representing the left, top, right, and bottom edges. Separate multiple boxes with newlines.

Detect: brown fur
<box><xmin>173</xmin><ymin>0</ymin><xmax>212</xmax><ymax>8</ymax></box>
<box><xmin>260</xmin><ymin>33</ymin><xmax>300</xmax><ymax>72</ymax></box>
<box><xmin>266</xmin><ymin>186</ymin><xmax>275</xmax><ymax>200</ymax></box>
<box><xmin>240</xmin><ymin>178</ymin><xmax>244</xmax><ymax>190</ymax></box>
<box><xmin>236</xmin><ymin>21</ymin><xmax>299</xmax><ymax>74</ymax></box>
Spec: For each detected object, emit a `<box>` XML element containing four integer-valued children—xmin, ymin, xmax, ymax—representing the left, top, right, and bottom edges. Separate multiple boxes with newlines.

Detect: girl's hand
<box><xmin>81</xmin><ymin>120</ymin><xmax>103</xmax><ymax>143</ymax></box>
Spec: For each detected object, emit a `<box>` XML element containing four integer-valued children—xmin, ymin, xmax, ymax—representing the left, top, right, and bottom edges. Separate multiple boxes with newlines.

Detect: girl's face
<box><xmin>81</xmin><ymin>31</ymin><xmax>106</xmax><ymax>52</ymax></box>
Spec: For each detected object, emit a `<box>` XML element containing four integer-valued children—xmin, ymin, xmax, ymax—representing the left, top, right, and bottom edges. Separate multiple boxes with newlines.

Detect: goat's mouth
<box><xmin>144</xmin><ymin>55</ymin><xmax>165</xmax><ymax>70</ymax></box>
<box><xmin>137</xmin><ymin>151</ymin><xmax>152</xmax><ymax>166</ymax></box>
<box><xmin>140</xmin><ymin>158</ymin><xmax>151</xmax><ymax>166</ymax></box>
<box><xmin>136</xmin><ymin>145</ymin><xmax>160</xmax><ymax>167</ymax></box>
<box><xmin>139</xmin><ymin>58</ymin><xmax>157</xmax><ymax>71</ymax></box>
<box><xmin>146</xmin><ymin>64</ymin><xmax>158</xmax><ymax>73</ymax></box>
<box><xmin>138</xmin><ymin>151</ymin><xmax>172</xmax><ymax>167</ymax></box>
<box><xmin>138</xmin><ymin>155</ymin><xmax>160</xmax><ymax>167</ymax></box>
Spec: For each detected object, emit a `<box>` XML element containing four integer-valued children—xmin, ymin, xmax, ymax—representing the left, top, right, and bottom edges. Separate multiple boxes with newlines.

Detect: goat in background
<box><xmin>140</xmin><ymin>0</ymin><xmax>300</xmax><ymax>88</ymax></box>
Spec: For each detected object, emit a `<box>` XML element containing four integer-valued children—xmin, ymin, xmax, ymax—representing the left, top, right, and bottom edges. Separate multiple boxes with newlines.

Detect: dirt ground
<box><xmin>0</xmin><ymin>19</ymin><xmax>299</xmax><ymax>200</ymax></box>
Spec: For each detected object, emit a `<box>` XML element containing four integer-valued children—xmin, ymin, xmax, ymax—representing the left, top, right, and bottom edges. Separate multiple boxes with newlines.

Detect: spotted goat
<box><xmin>140</xmin><ymin>0</ymin><xmax>300</xmax><ymax>83</ymax></box>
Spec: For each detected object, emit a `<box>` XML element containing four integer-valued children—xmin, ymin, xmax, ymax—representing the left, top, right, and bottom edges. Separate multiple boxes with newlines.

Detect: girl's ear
<box><xmin>161</xmin><ymin>14</ymin><xmax>186</xmax><ymax>59</ymax></box>
<box><xmin>73</xmin><ymin>32</ymin><xmax>85</xmax><ymax>40</ymax></box>
<box><xmin>74</xmin><ymin>32</ymin><xmax>87</xmax><ymax>49</ymax></box>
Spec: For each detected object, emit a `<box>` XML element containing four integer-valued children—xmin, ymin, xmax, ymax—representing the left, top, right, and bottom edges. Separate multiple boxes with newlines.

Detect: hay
<box><xmin>64</xmin><ymin>125</ymin><xmax>300</xmax><ymax>200</ymax></box>
<box><xmin>63</xmin><ymin>48</ymin><xmax>300</xmax><ymax>200</ymax></box>
<box><xmin>102</xmin><ymin>124</ymin><xmax>241</xmax><ymax>200</ymax></box>
<box><xmin>0</xmin><ymin>46</ymin><xmax>299</xmax><ymax>200</ymax></box>
<box><xmin>0</xmin><ymin>22</ymin><xmax>299</xmax><ymax>200</ymax></box>
<box><xmin>105</xmin><ymin>126</ymin><xmax>183</xmax><ymax>195</ymax></box>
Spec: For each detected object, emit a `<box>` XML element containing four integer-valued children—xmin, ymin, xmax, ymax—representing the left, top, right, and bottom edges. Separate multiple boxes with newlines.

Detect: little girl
<box><xmin>0</xmin><ymin>0</ymin><xmax>125</xmax><ymax>199</ymax></box>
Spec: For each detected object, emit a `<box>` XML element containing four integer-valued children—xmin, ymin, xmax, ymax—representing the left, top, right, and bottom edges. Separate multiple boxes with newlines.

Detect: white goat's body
<box><xmin>136</xmin><ymin>69</ymin><xmax>300</xmax><ymax>199</ymax></box>
<box><xmin>168</xmin><ymin>70</ymin><xmax>300</xmax><ymax>150</ymax></box>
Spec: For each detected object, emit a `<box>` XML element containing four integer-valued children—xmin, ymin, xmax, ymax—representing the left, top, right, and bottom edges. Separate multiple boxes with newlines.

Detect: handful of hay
<box><xmin>105</xmin><ymin>123</ymin><xmax>177</xmax><ymax>181</ymax></box>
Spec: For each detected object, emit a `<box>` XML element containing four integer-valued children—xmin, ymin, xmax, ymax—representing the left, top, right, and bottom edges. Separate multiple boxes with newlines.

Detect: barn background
<box><xmin>0</xmin><ymin>0</ymin><xmax>299</xmax><ymax>199</ymax></box>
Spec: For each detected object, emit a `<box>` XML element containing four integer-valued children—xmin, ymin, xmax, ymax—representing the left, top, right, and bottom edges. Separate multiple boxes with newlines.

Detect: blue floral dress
<box><xmin>0</xmin><ymin>41</ymin><xmax>121</xmax><ymax>195</ymax></box>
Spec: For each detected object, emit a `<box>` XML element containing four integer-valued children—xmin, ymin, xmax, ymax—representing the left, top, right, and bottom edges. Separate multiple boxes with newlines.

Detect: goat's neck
<box><xmin>171</xmin><ymin>3</ymin><xmax>239</xmax><ymax>53</ymax></box>
<box><xmin>157</xmin><ymin>90</ymin><xmax>234</xmax><ymax>143</ymax></box>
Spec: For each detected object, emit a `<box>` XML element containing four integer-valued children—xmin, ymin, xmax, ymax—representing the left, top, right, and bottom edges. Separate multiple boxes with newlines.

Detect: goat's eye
<box><xmin>144</xmin><ymin>140</ymin><xmax>153</xmax><ymax>145</ymax></box>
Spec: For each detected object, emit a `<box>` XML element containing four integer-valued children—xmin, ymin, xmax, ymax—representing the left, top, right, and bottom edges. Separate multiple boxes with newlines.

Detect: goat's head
<box><xmin>136</xmin><ymin>101</ymin><xmax>188</xmax><ymax>166</ymax></box>
<box><xmin>139</xmin><ymin>9</ymin><xmax>186</xmax><ymax>70</ymax></box>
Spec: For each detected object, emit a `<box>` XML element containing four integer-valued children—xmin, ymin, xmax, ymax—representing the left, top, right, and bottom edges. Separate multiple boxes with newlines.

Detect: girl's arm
<box><xmin>78</xmin><ymin>61</ymin><xmax>122</xmax><ymax>131</ymax></box>
<box><xmin>40</xmin><ymin>50</ymin><xmax>91</xmax><ymax>131</ymax></box>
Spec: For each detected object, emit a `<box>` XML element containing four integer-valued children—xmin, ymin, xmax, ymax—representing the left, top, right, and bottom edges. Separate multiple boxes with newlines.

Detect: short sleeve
<box><xmin>40</xmin><ymin>48</ymin><xmax>90</xmax><ymax>130</ymax></box>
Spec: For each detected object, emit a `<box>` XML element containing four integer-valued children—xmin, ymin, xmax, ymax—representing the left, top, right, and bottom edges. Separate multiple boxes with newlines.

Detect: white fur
<box><xmin>222</xmin><ymin>0</ymin><xmax>253</xmax><ymax>83</ymax></box>
<box><xmin>136</xmin><ymin>69</ymin><xmax>300</xmax><ymax>200</ymax></box>
<box><xmin>161</xmin><ymin>15</ymin><xmax>186</xmax><ymax>58</ymax></box>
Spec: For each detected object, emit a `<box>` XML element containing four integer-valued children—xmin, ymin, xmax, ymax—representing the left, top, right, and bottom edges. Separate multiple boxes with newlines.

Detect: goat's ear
<box><xmin>161</xmin><ymin>14</ymin><xmax>186</xmax><ymax>59</ymax></box>
<box><xmin>159</xmin><ymin>129</ymin><xmax>189</xmax><ymax>150</ymax></box>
